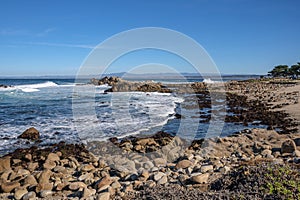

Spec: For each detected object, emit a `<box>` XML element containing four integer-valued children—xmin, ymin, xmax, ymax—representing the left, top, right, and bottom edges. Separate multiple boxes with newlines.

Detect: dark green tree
<box><xmin>289</xmin><ymin>62</ymin><xmax>300</xmax><ymax>78</ymax></box>
<box><xmin>268</xmin><ymin>65</ymin><xmax>289</xmax><ymax>77</ymax></box>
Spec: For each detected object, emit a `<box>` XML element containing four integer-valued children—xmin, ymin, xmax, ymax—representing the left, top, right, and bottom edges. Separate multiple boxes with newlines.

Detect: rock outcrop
<box><xmin>91</xmin><ymin>76</ymin><xmax>172</xmax><ymax>93</ymax></box>
<box><xmin>18</xmin><ymin>127</ymin><xmax>40</xmax><ymax>140</ymax></box>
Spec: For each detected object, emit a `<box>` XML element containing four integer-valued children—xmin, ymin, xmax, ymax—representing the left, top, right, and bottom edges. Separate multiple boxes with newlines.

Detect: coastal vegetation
<box><xmin>268</xmin><ymin>62</ymin><xmax>300</xmax><ymax>78</ymax></box>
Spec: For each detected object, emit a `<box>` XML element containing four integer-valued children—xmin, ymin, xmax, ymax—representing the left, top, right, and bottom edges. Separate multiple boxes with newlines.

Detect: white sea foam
<box><xmin>203</xmin><ymin>78</ymin><xmax>222</xmax><ymax>84</ymax></box>
<box><xmin>8</xmin><ymin>81</ymin><xmax>59</xmax><ymax>92</ymax></box>
<box><xmin>75</xmin><ymin>91</ymin><xmax>184</xmax><ymax>142</ymax></box>
<box><xmin>0</xmin><ymin>81</ymin><xmax>79</xmax><ymax>93</ymax></box>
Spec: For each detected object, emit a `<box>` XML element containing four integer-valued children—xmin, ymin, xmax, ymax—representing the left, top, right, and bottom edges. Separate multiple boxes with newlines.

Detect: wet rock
<box><xmin>190</xmin><ymin>173</ymin><xmax>209</xmax><ymax>184</ymax></box>
<box><xmin>18</xmin><ymin>127</ymin><xmax>40</xmax><ymax>140</ymax></box>
<box><xmin>0</xmin><ymin>156</ymin><xmax>11</xmax><ymax>172</ymax></box>
<box><xmin>175</xmin><ymin>160</ymin><xmax>193</xmax><ymax>169</ymax></box>
<box><xmin>281</xmin><ymin>139</ymin><xmax>296</xmax><ymax>154</ymax></box>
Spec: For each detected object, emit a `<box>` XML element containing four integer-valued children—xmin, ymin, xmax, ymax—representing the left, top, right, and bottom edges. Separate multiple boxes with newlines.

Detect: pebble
<box><xmin>190</xmin><ymin>173</ymin><xmax>210</xmax><ymax>184</ymax></box>
<box><xmin>175</xmin><ymin>160</ymin><xmax>193</xmax><ymax>169</ymax></box>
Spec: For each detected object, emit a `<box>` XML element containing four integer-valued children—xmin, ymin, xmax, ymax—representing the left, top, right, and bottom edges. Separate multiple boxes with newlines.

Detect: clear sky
<box><xmin>0</xmin><ymin>0</ymin><xmax>300</xmax><ymax>76</ymax></box>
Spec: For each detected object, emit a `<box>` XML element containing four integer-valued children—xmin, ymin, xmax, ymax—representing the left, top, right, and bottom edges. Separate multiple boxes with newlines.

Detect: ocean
<box><xmin>0</xmin><ymin>76</ymin><xmax>265</xmax><ymax>155</ymax></box>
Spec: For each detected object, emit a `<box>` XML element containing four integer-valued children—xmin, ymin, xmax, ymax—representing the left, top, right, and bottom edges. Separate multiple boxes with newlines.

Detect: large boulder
<box><xmin>281</xmin><ymin>139</ymin><xmax>296</xmax><ymax>154</ymax></box>
<box><xmin>18</xmin><ymin>127</ymin><xmax>40</xmax><ymax>140</ymax></box>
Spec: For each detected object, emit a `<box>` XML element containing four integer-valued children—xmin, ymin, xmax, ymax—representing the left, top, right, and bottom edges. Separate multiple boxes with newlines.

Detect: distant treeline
<box><xmin>268</xmin><ymin>62</ymin><xmax>300</xmax><ymax>78</ymax></box>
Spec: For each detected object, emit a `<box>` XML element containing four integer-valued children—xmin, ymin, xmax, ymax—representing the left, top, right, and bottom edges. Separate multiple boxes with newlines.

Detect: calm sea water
<box><xmin>0</xmin><ymin>76</ymin><xmax>265</xmax><ymax>155</ymax></box>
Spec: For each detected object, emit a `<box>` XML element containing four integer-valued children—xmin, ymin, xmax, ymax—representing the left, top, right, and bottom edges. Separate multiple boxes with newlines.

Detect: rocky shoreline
<box><xmin>1</xmin><ymin>78</ymin><xmax>300</xmax><ymax>199</ymax></box>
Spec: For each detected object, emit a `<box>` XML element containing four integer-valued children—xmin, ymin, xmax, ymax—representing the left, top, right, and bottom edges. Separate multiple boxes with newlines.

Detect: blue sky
<box><xmin>0</xmin><ymin>0</ymin><xmax>300</xmax><ymax>76</ymax></box>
